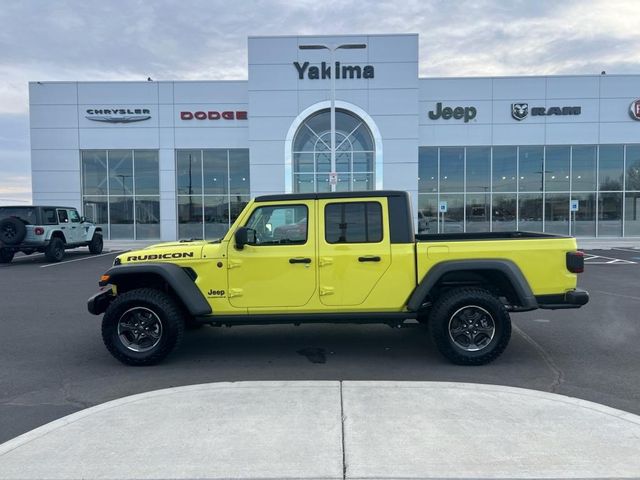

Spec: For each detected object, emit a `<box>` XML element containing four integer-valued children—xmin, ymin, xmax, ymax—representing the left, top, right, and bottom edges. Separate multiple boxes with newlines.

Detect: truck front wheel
<box><xmin>101</xmin><ymin>288</ymin><xmax>185</xmax><ymax>366</ymax></box>
<box><xmin>428</xmin><ymin>287</ymin><xmax>511</xmax><ymax>365</ymax></box>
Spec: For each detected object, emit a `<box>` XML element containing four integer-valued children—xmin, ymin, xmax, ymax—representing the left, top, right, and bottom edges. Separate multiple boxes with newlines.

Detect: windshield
<box><xmin>0</xmin><ymin>207</ymin><xmax>37</xmax><ymax>225</ymax></box>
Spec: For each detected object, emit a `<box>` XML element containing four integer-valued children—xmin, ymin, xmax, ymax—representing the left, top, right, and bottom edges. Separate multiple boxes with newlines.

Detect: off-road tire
<box><xmin>0</xmin><ymin>217</ymin><xmax>27</xmax><ymax>245</ymax></box>
<box><xmin>0</xmin><ymin>248</ymin><xmax>14</xmax><ymax>264</ymax></box>
<box><xmin>429</xmin><ymin>287</ymin><xmax>511</xmax><ymax>365</ymax></box>
<box><xmin>89</xmin><ymin>233</ymin><xmax>103</xmax><ymax>254</ymax></box>
<box><xmin>44</xmin><ymin>237</ymin><xmax>65</xmax><ymax>262</ymax></box>
<box><xmin>102</xmin><ymin>288</ymin><xmax>185</xmax><ymax>366</ymax></box>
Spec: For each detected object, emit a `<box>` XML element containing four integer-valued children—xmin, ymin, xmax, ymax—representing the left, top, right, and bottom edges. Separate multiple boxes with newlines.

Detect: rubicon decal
<box><xmin>428</xmin><ymin>103</ymin><xmax>477</xmax><ymax>123</ymax></box>
<box><xmin>629</xmin><ymin>99</ymin><xmax>640</xmax><ymax>120</ymax></box>
<box><xmin>180</xmin><ymin>111</ymin><xmax>247</xmax><ymax>120</ymax></box>
<box><xmin>511</xmin><ymin>103</ymin><xmax>581</xmax><ymax>121</ymax></box>
<box><xmin>126</xmin><ymin>252</ymin><xmax>195</xmax><ymax>261</ymax></box>
<box><xmin>85</xmin><ymin>108</ymin><xmax>151</xmax><ymax>123</ymax></box>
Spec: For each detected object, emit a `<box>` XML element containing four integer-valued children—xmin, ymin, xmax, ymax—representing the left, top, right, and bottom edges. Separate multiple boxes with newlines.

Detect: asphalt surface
<box><xmin>1</xmin><ymin>247</ymin><xmax>639</xmax><ymax>443</ymax></box>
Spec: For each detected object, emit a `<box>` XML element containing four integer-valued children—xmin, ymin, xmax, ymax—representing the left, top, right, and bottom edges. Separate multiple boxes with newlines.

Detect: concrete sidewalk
<box><xmin>1</xmin><ymin>381</ymin><xmax>639</xmax><ymax>479</ymax></box>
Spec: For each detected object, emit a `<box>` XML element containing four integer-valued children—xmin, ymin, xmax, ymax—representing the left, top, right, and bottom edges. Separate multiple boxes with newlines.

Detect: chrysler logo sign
<box><xmin>85</xmin><ymin>108</ymin><xmax>151</xmax><ymax>123</ymax></box>
<box><xmin>630</xmin><ymin>99</ymin><xmax>640</xmax><ymax>120</ymax></box>
<box><xmin>511</xmin><ymin>103</ymin><xmax>581</xmax><ymax>120</ymax></box>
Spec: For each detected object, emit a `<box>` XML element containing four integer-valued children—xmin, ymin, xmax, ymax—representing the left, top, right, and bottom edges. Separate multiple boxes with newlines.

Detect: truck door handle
<box><xmin>289</xmin><ymin>257</ymin><xmax>312</xmax><ymax>264</ymax></box>
<box><xmin>358</xmin><ymin>256</ymin><xmax>381</xmax><ymax>262</ymax></box>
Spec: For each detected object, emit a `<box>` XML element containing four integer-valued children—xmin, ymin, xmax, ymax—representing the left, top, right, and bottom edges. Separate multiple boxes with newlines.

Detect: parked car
<box><xmin>0</xmin><ymin>206</ymin><xmax>103</xmax><ymax>263</ymax></box>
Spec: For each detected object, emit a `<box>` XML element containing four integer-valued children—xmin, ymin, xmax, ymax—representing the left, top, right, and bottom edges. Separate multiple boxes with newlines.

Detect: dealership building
<box><xmin>28</xmin><ymin>34</ymin><xmax>640</xmax><ymax>240</ymax></box>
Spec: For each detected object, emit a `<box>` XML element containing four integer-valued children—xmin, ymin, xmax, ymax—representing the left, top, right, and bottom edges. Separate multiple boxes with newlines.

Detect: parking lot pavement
<box><xmin>0</xmin><ymin>249</ymin><xmax>639</xmax><ymax>444</ymax></box>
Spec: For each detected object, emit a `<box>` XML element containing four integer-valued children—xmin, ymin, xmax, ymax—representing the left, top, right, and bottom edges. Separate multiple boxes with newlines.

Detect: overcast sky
<box><xmin>1</xmin><ymin>0</ymin><xmax>639</xmax><ymax>204</ymax></box>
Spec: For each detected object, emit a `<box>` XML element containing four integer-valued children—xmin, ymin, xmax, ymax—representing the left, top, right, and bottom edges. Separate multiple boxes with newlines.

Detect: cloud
<box><xmin>0</xmin><ymin>0</ymin><xmax>638</xmax><ymax>202</ymax></box>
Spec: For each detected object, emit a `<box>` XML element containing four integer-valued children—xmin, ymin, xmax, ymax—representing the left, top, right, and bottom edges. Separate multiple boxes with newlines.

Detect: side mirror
<box><xmin>80</xmin><ymin>216</ymin><xmax>87</xmax><ymax>223</ymax></box>
<box><xmin>235</xmin><ymin>227</ymin><xmax>256</xmax><ymax>250</ymax></box>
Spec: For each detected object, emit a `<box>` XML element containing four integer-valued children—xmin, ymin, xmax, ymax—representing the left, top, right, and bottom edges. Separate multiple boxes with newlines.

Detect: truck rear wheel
<box><xmin>101</xmin><ymin>288</ymin><xmax>185</xmax><ymax>366</ymax></box>
<box><xmin>428</xmin><ymin>287</ymin><xmax>511</xmax><ymax>365</ymax></box>
<box><xmin>44</xmin><ymin>237</ymin><xmax>65</xmax><ymax>262</ymax></box>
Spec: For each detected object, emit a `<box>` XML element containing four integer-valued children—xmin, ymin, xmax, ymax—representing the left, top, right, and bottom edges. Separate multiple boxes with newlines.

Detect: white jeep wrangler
<box><xmin>0</xmin><ymin>206</ymin><xmax>103</xmax><ymax>263</ymax></box>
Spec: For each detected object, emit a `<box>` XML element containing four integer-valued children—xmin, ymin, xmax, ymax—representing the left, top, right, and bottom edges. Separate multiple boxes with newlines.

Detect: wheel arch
<box><xmin>102</xmin><ymin>263</ymin><xmax>211</xmax><ymax>317</ymax></box>
<box><xmin>48</xmin><ymin>230</ymin><xmax>67</xmax><ymax>243</ymax></box>
<box><xmin>407</xmin><ymin>259</ymin><xmax>537</xmax><ymax>312</ymax></box>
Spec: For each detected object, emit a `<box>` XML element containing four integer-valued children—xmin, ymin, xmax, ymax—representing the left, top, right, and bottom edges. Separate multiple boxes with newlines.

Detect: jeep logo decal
<box><xmin>126</xmin><ymin>252</ymin><xmax>195</xmax><ymax>261</ymax></box>
<box><xmin>428</xmin><ymin>103</ymin><xmax>477</xmax><ymax>123</ymax></box>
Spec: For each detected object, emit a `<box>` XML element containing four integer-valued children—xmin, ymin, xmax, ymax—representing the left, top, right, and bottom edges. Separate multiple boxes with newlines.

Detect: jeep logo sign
<box><xmin>428</xmin><ymin>103</ymin><xmax>477</xmax><ymax>123</ymax></box>
<box><xmin>630</xmin><ymin>99</ymin><xmax>640</xmax><ymax>120</ymax></box>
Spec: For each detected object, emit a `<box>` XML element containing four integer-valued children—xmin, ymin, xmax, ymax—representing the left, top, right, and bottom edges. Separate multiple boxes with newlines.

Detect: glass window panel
<box><xmin>625</xmin><ymin>145</ymin><xmax>640</xmax><ymax>191</ymax></box>
<box><xmin>135</xmin><ymin>196</ymin><xmax>160</xmax><ymax>240</ymax></box>
<box><xmin>229</xmin><ymin>149</ymin><xmax>250</xmax><ymax>194</ymax></box>
<box><xmin>203</xmin><ymin>150</ymin><xmax>227</xmax><ymax>195</ymax></box>
<box><xmin>418</xmin><ymin>147</ymin><xmax>438</xmax><ymax>194</ymax></box>
<box><xmin>571</xmin><ymin>193</ymin><xmax>595</xmax><ymax>237</ymax></box>
<box><xmin>335</xmin><ymin>150</ymin><xmax>350</xmax><ymax>173</ymax></box>
<box><xmin>352</xmin><ymin>173</ymin><xmax>373</xmax><ymax>191</ymax></box>
<box><xmin>293</xmin><ymin>123</ymin><xmax>318</xmax><ymax>152</ymax></box>
<box><xmin>440</xmin><ymin>194</ymin><xmax>464</xmax><ymax>233</ymax></box>
<box><xmin>108</xmin><ymin>150</ymin><xmax>134</xmax><ymax>196</ymax></box>
<box><xmin>134</xmin><ymin>150</ymin><xmax>159</xmax><ymax>195</ymax></box>
<box><xmin>316</xmin><ymin>174</ymin><xmax>331</xmax><ymax>192</ymax></box>
<box><xmin>353</xmin><ymin>152</ymin><xmax>373</xmax><ymax>172</ymax></box>
<box><xmin>598</xmin><ymin>192</ymin><xmax>622</xmax><ymax>236</ymax></box>
<box><xmin>440</xmin><ymin>148</ymin><xmax>464</xmax><ymax>192</ymax></box>
<box><xmin>465</xmin><ymin>147</ymin><xmax>490</xmax><ymax>193</ymax></box>
<box><xmin>82</xmin><ymin>196</ymin><xmax>108</xmax><ymax>232</ymax></box>
<box><xmin>492</xmin><ymin>146</ymin><xmax>517</xmax><ymax>192</ymax></box>
<box><xmin>418</xmin><ymin>194</ymin><xmax>438</xmax><ymax>234</ymax></box>
<box><xmin>492</xmin><ymin>194</ymin><xmax>516</xmax><ymax>231</ymax></box>
<box><xmin>545</xmin><ymin>193</ymin><xmax>569</xmax><ymax>235</ymax></box>
<box><xmin>545</xmin><ymin>146</ymin><xmax>570</xmax><ymax>192</ymax></box>
<box><xmin>109</xmin><ymin>196</ymin><xmax>134</xmax><ymax>239</ymax></box>
<box><xmin>325</xmin><ymin>202</ymin><xmax>382</xmax><ymax>243</ymax></box>
<box><xmin>82</xmin><ymin>151</ymin><xmax>108</xmax><ymax>195</ymax></box>
<box><xmin>518</xmin><ymin>193</ymin><xmax>543</xmax><ymax>232</ymax></box>
<box><xmin>465</xmin><ymin>192</ymin><xmax>490</xmax><ymax>232</ymax></box>
<box><xmin>294</xmin><ymin>174</ymin><xmax>316</xmax><ymax>193</ymax></box>
<box><xmin>571</xmin><ymin>145</ymin><xmax>597</xmax><ymax>191</ymax></box>
<box><xmin>624</xmin><ymin>192</ymin><xmax>640</xmax><ymax>236</ymax></box>
<box><xmin>245</xmin><ymin>205</ymin><xmax>308</xmax><ymax>245</ymax></box>
<box><xmin>230</xmin><ymin>195</ymin><xmax>250</xmax><ymax>229</ymax></box>
<box><xmin>176</xmin><ymin>150</ymin><xmax>202</xmax><ymax>195</ymax></box>
<box><xmin>599</xmin><ymin>145</ymin><xmax>623</xmax><ymax>191</ymax></box>
<box><xmin>178</xmin><ymin>195</ymin><xmax>203</xmax><ymax>240</ymax></box>
<box><xmin>335</xmin><ymin>173</ymin><xmax>351</xmax><ymax>192</ymax></box>
<box><xmin>518</xmin><ymin>146</ymin><xmax>543</xmax><ymax>192</ymax></box>
<box><xmin>293</xmin><ymin>152</ymin><xmax>314</xmax><ymax>173</ymax></box>
<box><xmin>316</xmin><ymin>152</ymin><xmax>331</xmax><ymax>173</ymax></box>
<box><xmin>204</xmin><ymin>196</ymin><xmax>229</xmax><ymax>240</ymax></box>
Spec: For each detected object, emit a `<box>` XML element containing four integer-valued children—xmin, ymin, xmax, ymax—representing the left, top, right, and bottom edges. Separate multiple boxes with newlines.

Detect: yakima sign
<box><xmin>85</xmin><ymin>108</ymin><xmax>151</xmax><ymax>123</ymax></box>
<box><xmin>629</xmin><ymin>99</ymin><xmax>640</xmax><ymax>120</ymax></box>
<box><xmin>180</xmin><ymin>111</ymin><xmax>247</xmax><ymax>120</ymax></box>
<box><xmin>294</xmin><ymin>61</ymin><xmax>374</xmax><ymax>80</ymax></box>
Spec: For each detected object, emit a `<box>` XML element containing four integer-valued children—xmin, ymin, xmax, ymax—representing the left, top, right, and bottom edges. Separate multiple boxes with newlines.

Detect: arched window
<box><xmin>292</xmin><ymin>108</ymin><xmax>375</xmax><ymax>192</ymax></box>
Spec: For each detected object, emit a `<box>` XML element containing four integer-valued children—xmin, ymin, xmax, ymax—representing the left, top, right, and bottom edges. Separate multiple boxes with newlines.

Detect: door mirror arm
<box><xmin>235</xmin><ymin>227</ymin><xmax>257</xmax><ymax>250</ymax></box>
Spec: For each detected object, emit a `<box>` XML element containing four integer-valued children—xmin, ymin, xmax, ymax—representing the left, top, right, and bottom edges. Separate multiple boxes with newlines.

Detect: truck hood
<box><xmin>117</xmin><ymin>240</ymin><xmax>209</xmax><ymax>264</ymax></box>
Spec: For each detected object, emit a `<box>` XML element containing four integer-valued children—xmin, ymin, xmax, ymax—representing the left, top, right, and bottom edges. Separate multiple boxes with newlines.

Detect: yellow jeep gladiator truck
<box><xmin>88</xmin><ymin>191</ymin><xmax>588</xmax><ymax>366</ymax></box>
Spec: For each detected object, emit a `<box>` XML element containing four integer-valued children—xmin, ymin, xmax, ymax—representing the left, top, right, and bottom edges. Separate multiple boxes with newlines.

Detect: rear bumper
<box><xmin>87</xmin><ymin>289</ymin><xmax>114</xmax><ymax>315</ymax></box>
<box><xmin>536</xmin><ymin>289</ymin><xmax>590</xmax><ymax>310</ymax></box>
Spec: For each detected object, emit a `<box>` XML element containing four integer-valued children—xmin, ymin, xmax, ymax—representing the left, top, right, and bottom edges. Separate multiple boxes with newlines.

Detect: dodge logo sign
<box><xmin>180</xmin><ymin>111</ymin><xmax>247</xmax><ymax>120</ymax></box>
<box><xmin>630</xmin><ymin>99</ymin><xmax>640</xmax><ymax>120</ymax></box>
<box><xmin>512</xmin><ymin>103</ymin><xmax>529</xmax><ymax>121</ymax></box>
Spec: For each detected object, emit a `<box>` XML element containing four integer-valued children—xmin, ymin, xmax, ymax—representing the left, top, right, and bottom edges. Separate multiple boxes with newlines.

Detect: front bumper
<box><xmin>536</xmin><ymin>289</ymin><xmax>590</xmax><ymax>310</ymax></box>
<box><xmin>87</xmin><ymin>288</ymin><xmax>114</xmax><ymax>315</ymax></box>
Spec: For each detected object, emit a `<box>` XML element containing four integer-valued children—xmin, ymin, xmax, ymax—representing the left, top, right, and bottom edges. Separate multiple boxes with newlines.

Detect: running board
<box><xmin>194</xmin><ymin>311</ymin><xmax>419</xmax><ymax>327</ymax></box>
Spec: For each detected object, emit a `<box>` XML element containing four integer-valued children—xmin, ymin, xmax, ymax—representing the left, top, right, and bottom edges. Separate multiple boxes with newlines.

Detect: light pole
<box><xmin>298</xmin><ymin>43</ymin><xmax>367</xmax><ymax>192</ymax></box>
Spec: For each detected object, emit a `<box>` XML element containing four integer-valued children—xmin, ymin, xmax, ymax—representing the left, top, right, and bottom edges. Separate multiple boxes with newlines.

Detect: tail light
<box><xmin>566</xmin><ymin>251</ymin><xmax>584</xmax><ymax>273</ymax></box>
<box><xmin>34</xmin><ymin>227</ymin><xmax>45</xmax><ymax>235</ymax></box>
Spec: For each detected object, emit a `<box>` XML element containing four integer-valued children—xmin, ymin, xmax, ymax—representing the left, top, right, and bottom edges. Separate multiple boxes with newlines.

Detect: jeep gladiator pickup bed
<box><xmin>88</xmin><ymin>191</ymin><xmax>588</xmax><ymax>366</ymax></box>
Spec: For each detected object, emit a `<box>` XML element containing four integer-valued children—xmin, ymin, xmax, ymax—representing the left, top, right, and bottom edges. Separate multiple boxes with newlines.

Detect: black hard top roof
<box><xmin>0</xmin><ymin>206</ymin><xmax>75</xmax><ymax>210</ymax></box>
<box><xmin>255</xmin><ymin>190</ymin><xmax>409</xmax><ymax>202</ymax></box>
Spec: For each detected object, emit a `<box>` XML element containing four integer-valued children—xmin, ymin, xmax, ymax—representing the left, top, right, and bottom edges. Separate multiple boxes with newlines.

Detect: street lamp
<box><xmin>298</xmin><ymin>43</ymin><xmax>367</xmax><ymax>192</ymax></box>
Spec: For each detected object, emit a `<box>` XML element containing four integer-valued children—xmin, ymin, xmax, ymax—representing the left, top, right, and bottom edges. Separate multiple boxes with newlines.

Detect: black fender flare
<box><xmin>407</xmin><ymin>259</ymin><xmax>537</xmax><ymax>311</ymax></box>
<box><xmin>99</xmin><ymin>263</ymin><xmax>211</xmax><ymax>316</ymax></box>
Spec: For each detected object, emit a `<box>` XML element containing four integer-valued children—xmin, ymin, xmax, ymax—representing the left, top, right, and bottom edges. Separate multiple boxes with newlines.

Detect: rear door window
<box><xmin>42</xmin><ymin>208</ymin><xmax>57</xmax><ymax>225</ymax></box>
<box><xmin>325</xmin><ymin>202</ymin><xmax>383</xmax><ymax>243</ymax></box>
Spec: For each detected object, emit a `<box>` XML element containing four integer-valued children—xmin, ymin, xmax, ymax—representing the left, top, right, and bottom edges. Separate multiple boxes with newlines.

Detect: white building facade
<box><xmin>29</xmin><ymin>34</ymin><xmax>640</xmax><ymax>239</ymax></box>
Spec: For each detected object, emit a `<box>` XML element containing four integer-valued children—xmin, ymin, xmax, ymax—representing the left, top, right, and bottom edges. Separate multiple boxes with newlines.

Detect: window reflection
<box><xmin>493</xmin><ymin>147</ymin><xmax>517</xmax><ymax>192</ymax></box>
<box><xmin>571</xmin><ymin>146</ymin><xmax>597</xmax><ymax>191</ymax></box>
<box><xmin>598</xmin><ymin>192</ymin><xmax>622</xmax><ymax>236</ymax></box>
<box><xmin>599</xmin><ymin>145</ymin><xmax>623</xmax><ymax>191</ymax></box>
<box><xmin>518</xmin><ymin>146</ymin><xmax>543</xmax><ymax>192</ymax></box>
<box><xmin>545</xmin><ymin>146</ymin><xmax>570</xmax><ymax>192</ymax></box>
<box><xmin>439</xmin><ymin>148</ymin><xmax>464</xmax><ymax>192</ymax></box>
<box><xmin>492</xmin><ymin>194</ymin><xmax>516</xmax><ymax>231</ymax></box>
<box><xmin>518</xmin><ymin>194</ymin><xmax>543</xmax><ymax>232</ymax></box>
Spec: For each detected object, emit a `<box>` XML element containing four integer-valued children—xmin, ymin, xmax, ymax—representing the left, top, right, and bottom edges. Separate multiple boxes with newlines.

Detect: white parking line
<box><xmin>40</xmin><ymin>250</ymin><xmax>124</xmax><ymax>268</ymax></box>
<box><xmin>611</xmin><ymin>247</ymin><xmax>640</xmax><ymax>254</ymax></box>
<box><xmin>583</xmin><ymin>254</ymin><xmax>636</xmax><ymax>264</ymax></box>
